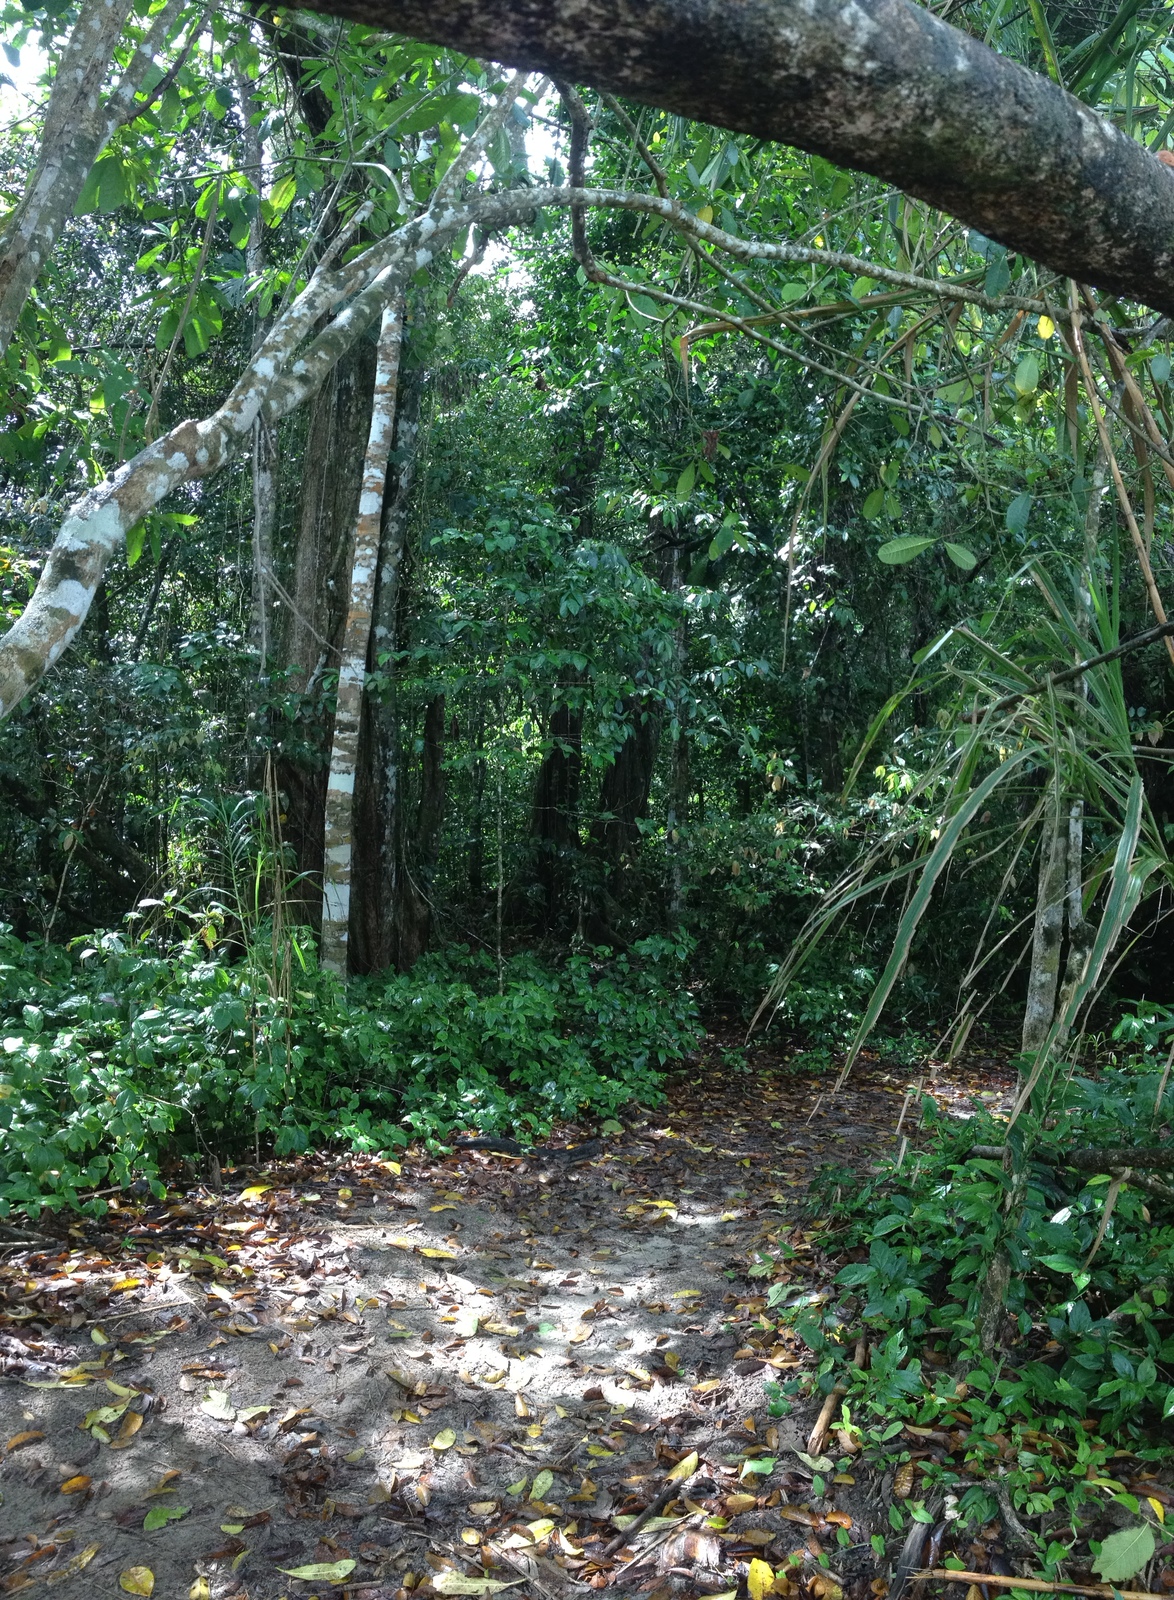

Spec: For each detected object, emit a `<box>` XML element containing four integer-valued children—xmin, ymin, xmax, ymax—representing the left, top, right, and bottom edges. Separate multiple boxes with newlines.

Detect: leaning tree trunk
<box><xmin>320</xmin><ymin>295</ymin><xmax>406</xmax><ymax>975</ymax></box>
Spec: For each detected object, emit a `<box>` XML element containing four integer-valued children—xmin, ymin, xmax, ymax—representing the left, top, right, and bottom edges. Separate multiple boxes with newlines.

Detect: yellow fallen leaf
<box><xmin>119</xmin><ymin>1567</ymin><xmax>155</xmax><ymax>1597</ymax></box>
<box><xmin>338</xmin><ymin>1188</ymin><xmax>353</xmax><ymax>1199</ymax></box>
<box><xmin>60</xmin><ymin>1474</ymin><xmax>92</xmax><ymax>1494</ymax></box>
<box><xmin>748</xmin><ymin>1560</ymin><xmax>775</xmax><ymax>1600</ymax></box>
<box><xmin>420</xmin><ymin>1248</ymin><xmax>456</xmax><ymax>1259</ymax></box>
<box><xmin>1148</xmin><ymin>1496</ymin><xmax>1166</xmax><ymax>1525</ymax></box>
<box><xmin>1038</xmin><ymin>314</ymin><xmax>1055</xmax><ymax>340</ymax></box>
<box><xmin>109</xmin><ymin>1410</ymin><xmax>143</xmax><ymax>1449</ymax></box>
<box><xmin>90</xmin><ymin>1327</ymin><xmax>110</xmax><ymax>1346</ymax></box>
<box><xmin>433</xmin><ymin>1428</ymin><xmax>456</xmax><ymax>1450</ymax></box>
<box><xmin>725</xmin><ymin>1493</ymin><xmax>758</xmax><ymax>1513</ymax></box>
<box><xmin>240</xmin><ymin>1185</ymin><xmax>270</xmax><ymax>1200</ymax></box>
<box><xmin>693</xmin><ymin>1379</ymin><xmax>722</xmax><ymax>1394</ymax></box>
<box><xmin>666</xmin><ymin>1450</ymin><xmax>698</xmax><ymax>1481</ymax></box>
<box><xmin>430</xmin><ymin>1203</ymin><xmax>458</xmax><ymax>1212</ymax></box>
<box><xmin>110</xmin><ymin>1277</ymin><xmax>142</xmax><ymax>1293</ymax></box>
<box><xmin>672</xmin><ymin>1289</ymin><xmax>702</xmax><ymax>1298</ymax></box>
<box><xmin>189</xmin><ymin>1580</ymin><xmax>211</xmax><ymax>1600</ymax></box>
<box><xmin>5</xmin><ymin>1430</ymin><xmax>44</xmax><ymax>1451</ymax></box>
<box><xmin>45</xmin><ymin>1542</ymin><xmax>100</xmax><ymax>1586</ymax></box>
<box><xmin>663</xmin><ymin>1352</ymin><xmax>681</xmax><ymax>1371</ymax></box>
<box><xmin>461</xmin><ymin>1528</ymin><xmax>481</xmax><ymax>1545</ymax></box>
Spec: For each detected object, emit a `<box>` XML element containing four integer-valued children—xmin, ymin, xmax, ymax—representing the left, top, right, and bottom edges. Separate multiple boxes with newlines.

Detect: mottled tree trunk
<box><xmin>320</xmin><ymin>296</ymin><xmax>405</xmax><ymax>975</ymax></box>
<box><xmin>277</xmin><ymin>340</ymin><xmax>377</xmax><ymax>935</ymax></box>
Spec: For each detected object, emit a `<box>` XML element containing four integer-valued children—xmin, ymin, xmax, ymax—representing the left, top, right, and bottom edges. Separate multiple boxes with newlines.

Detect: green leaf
<box><xmin>75</xmin><ymin>156</ymin><xmax>134</xmax><ymax>217</ymax></box>
<box><xmin>277</xmin><ymin>1561</ymin><xmax>357</xmax><ymax>1583</ymax></box>
<box><xmin>530</xmin><ymin>1469</ymin><xmax>553</xmax><ymax>1501</ymax></box>
<box><xmin>143</xmin><ymin>1503</ymin><xmax>189</xmax><ymax>1531</ymax></box>
<box><xmin>876</xmin><ymin>537</ymin><xmax>935</xmax><ymax>564</ymax></box>
<box><xmin>126</xmin><ymin>522</ymin><xmax>147</xmax><ymax>569</ymax></box>
<box><xmin>779</xmin><ymin>282</ymin><xmax>807</xmax><ymax>303</ymax></box>
<box><xmin>1164</xmin><ymin>1386</ymin><xmax>1174</xmax><ymax>1419</ymax></box>
<box><xmin>676</xmin><ymin>463</ymin><xmax>696</xmax><ymax>501</ymax></box>
<box><xmin>1091</xmin><ymin>1524</ymin><xmax>1155</xmax><ymax>1584</ymax></box>
<box><xmin>1005</xmin><ymin>492</ymin><xmax>1032</xmax><ymax>532</ymax></box>
<box><xmin>1014</xmin><ymin>353</ymin><xmax>1040</xmax><ymax>395</ymax></box>
<box><xmin>943</xmin><ymin>542</ymin><xmax>977</xmax><ymax>570</ymax></box>
<box><xmin>862</xmin><ymin>489</ymin><xmax>888</xmax><ymax>522</ymax></box>
<box><xmin>1151</xmin><ymin>354</ymin><xmax>1171</xmax><ymax>384</ymax></box>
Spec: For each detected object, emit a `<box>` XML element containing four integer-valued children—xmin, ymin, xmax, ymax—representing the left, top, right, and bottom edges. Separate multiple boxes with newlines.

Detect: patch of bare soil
<box><xmin>0</xmin><ymin>1036</ymin><xmax>1014</xmax><ymax>1600</ymax></box>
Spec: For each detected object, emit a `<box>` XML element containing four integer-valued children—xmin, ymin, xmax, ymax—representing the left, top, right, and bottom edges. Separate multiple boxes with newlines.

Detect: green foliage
<box><xmin>0</xmin><ymin>928</ymin><xmax>697</xmax><ymax>1217</ymax></box>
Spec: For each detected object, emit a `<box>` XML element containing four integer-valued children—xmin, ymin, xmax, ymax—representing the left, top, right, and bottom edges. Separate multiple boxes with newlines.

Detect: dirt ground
<box><xmin>0</xmin><ymin>1032</ymin><xmax>1016</xmax><ymax>1600</ymax></box>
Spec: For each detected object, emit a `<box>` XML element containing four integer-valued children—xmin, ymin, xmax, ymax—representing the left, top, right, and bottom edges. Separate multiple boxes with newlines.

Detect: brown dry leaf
<box><xmin>892</xmin><ymin>1462</ymin><xmax>915</xmax><ymax>1499</ymax></box>
<box><xmin>826</xmin><ymin>1511</ymin><xmax>852</xmax><ymax>1530</ymax></box>
<box><xmin>109</xmin><ymin>1411</ymin><xmax>144</xmax><ymax>1450</ymax></box>
<box><xmin>59</xmin><ymin>1474</ymin><xmax>92</xmax><ymax>1494</ymax></box>
<box><xmin>739</xmin><ymin>1530</ymin><xmax>776</xmax><ymax>1547</ymax></box>
<box><xmin>119</xmin><ymin>1568</ymin><xmax>155</xmax><ymax>1596</ymax></box>
<box><xmin>778</xmin><ymin>1507</ymin><xmax>822</xmax><ymax>1528</ymax></box>
<box><xmin>5</xmin><ymin>1431</ymin><xmax>44</xmax><ymax>1452</ymax></box>
<box><xmin>569</xmin><ymin>1325</ymin><xmax>592</xmax><ymax>1344</ymax></box>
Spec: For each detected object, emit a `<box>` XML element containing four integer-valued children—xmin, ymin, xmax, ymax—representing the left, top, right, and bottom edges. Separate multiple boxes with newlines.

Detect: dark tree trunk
<box><xmin>528</xmin><ymin>702</ymin><xmax>583</xmax><ymax>931</ymax></box>
<box><xmin>292</xmin><ymin>0</ymin><xmax>1174</xmax><ymax>318</ymax></box>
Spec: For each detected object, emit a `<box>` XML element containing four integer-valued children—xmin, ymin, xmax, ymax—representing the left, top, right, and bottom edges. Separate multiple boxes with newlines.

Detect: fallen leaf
<box><xmin>432</xmin><ymin>1575</ymin><xmax>524</xmax><ymax>1595</ymax></box>
<box><xmin>420</xmin><ymin>1248</ymin><xmax>456</xmax><ymax>1260</ymax></box>
<box><xmin>109</xmin><ymin>1411</ymin><xmax>144</xmax><ymax>1449</ymax></box>
<box><xmin>200</xmin><ymin>1389</ymin><xmax>235</xmax><ymax>1421</ymax></box>
<box><xmin>530</xmin><ymin>1469</ymin><xmax>553</xmax><ymax>1501</ymax></box>
<box><xmin>189</xmin><ymin>1580</ymin><xmax>210</xmax><ymax>1600</ymax></box>
<box><xmin>433</xmin><ymin>1428</ymin><xmax>456</xmax><ymax>1450</ymax></box>
<box><xmin>110</xmin><ymin>1278</ymin><xmax>142</xmax><ymax>1293</ymax></box>
<box><xmin>5</xmin><ymin>1430</ymin><xmax>44</xmax><ymax>1451</ymax></box>
<box><xmin>666</xmin><ymin>1450</ymin><xmax>699</xmax><ymax>1481</ymax></box>
<box><xmin>240</xmin><ymin>1185</ymin><xmax>270</xmax><ymax>1200</ymax></box>
<box><xmin>45</xmin><ymin>1542</ymin><xmax>100</xmax><ymax>1586</ymax></box>
<box><xmin>143</xmin><ymin>1503</ymin><xmax>189</xmax><ymax>1531</ymax></box>
<box><xmin>748</xmin><ymin>1558</ymin><xmax>775</xmax><ymax>1600</ymax></box>
<box><xmin>119</xmin><ymin>1568</ymin><xmax>155</xmax><ymax>1596</ymax></box>
<box><xmin>277</xmin><ymin>1560</ymin><xmax>358</xmax><ymax>1582</ymax></box>
<box><xmin>60</xmin><ymin>1474</ymin><xmax>92</xmax><ymax>1494</ymax></box>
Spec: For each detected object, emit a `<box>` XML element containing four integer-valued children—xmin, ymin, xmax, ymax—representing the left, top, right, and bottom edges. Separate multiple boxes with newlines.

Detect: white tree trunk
<box><xmin>320</xmin><ymin>294</ymin><xmax>406</xmax><ymax>976</ymax></box>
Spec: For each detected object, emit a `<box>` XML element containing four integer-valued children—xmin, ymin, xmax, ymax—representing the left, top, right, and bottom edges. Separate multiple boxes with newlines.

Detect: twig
<box><xmin>921</xmin><ymin>1570</ymin><xmax>1166</xmax><ymax>1600</ymax></box>
<box><xmin>606</xmin><ymin>1514</ymin><xmax>695</xmax><ymax>1582</ymax></box>
<box><xmin>600</xmin><ymin>1471</ymin><xmax>698</xmax><ymax>1559</ymax></box>
<box><xmin>807</xmin><ymin>1384</ymin><xmax>846</xmax><ymax>1456</ymax></box>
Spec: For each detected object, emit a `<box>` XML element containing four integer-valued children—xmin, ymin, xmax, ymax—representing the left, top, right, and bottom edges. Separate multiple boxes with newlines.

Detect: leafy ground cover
<box><xmin>1</xmin><ymin>1029</ymin><xmax>1170</xmax><ymax>1600</ymax></box>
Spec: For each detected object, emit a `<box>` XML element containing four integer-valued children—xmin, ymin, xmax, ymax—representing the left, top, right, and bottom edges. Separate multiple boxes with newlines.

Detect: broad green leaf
<box><xmin>119</xmin><ymin>1570</ymin><xmax>154</xmax><ymax>1596</ymax></box>
<box><xmin>943</xmin><ymin>542</ymin><xmax>977</xmax><ymax>570</ymax></box>
<box><xmin>676</xmin><ymin>463</ymin><xmax>696</xmax><ymax>500</ymax></box>
<box><xmin>529</xmin><ymin>1469</ymin><xmax>554</xmax><ymax>1500</ymax></box>
<box><xmin>1151</xmin><ymin>354</ymin><xmax>1171</xmax><ymax>384</ymax></box>
<box><xmin>1005</xmin><ymin>492</ymin><xmax>1032</xmax><ymax>532</ymax></box>
<box><xmin>877</xmin><ymin>536</ymin><xmax>934</xmax><ymax>564</ymax></box>
<box><xmin>1092</xmin><ymin>1524</ymin><xmax>1155</xmax><ymax>1584</ymax></box>
<box><xmin>779</xmin><ymin>281</ymin><xmax>807</xmax><ymax>302</ymax></box>
<box><xmin>1014</xmin><ymin>353</ymin><xmax>1040</xmax><ymax>395</ymax></box>
<box><xmin>862</xmin><ymin>489</ymin><xmax>888</xmax><ymax>522</ymax></box>
<box><xmin>143</xmin><ymin>1503</ymin><xmax>189</xmax><ymax>1531</ymax></box>
<box><xmin>126</xmin><ymin>523</ymin><xmax>147</xmax><ymax>568</ymax></box>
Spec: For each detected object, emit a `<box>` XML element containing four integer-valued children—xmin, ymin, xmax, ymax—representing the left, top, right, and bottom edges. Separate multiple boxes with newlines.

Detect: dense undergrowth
<box><xmin>753</xmin><ymin>1027</ymin><xmax>1174</xmax><ymax>1563</ymax></box>
<box><xmin>0</xmin><ymin>925</ymin><xmax>699</xmax><ymax>1217</ymax></box>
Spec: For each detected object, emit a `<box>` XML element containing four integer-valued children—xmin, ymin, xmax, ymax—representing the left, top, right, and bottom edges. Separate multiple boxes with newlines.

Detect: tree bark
<box><xmin>320</xmin><ymin>295</ymin><xmax>405</xmax><ymax>975</ymax></box>
<box><xmin>293</xmin><ymin>0</ymin><xmax>1174</xmax><ymax>318</ymax></box>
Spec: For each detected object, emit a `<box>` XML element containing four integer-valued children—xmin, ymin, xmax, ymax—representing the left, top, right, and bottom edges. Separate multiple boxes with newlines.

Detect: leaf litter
<box><xmin>0</xmin><ymin>1028</ymin><xmax>1168</xmax><ymax>1599</ymax></box>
